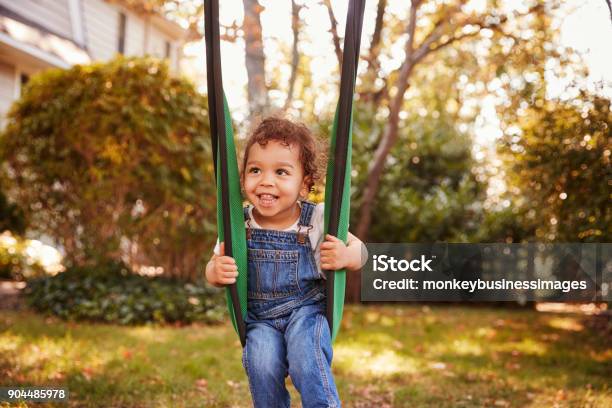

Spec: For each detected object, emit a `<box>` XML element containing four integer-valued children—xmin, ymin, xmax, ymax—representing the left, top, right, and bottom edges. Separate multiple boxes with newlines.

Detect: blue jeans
<box><xmin>242</xmin><ymin>304</ymin><xmax>340</xmax><ymax>408</ymax></box>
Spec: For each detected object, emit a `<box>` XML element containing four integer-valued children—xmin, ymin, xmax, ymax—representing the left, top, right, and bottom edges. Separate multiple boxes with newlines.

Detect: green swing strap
<box><xmin>324</xmin><ymin>0</ymin><xmax>366</xmax><ymax>342</ymax></box>
<box><xmin>204</xmin><ymin>0</ymin><xmax>365</xmax><ymax>346</ymax></box>
<box><xmin>204</xmin><ymin>0</ymin><xmax>247</xmax><ymax>347</ymax></box>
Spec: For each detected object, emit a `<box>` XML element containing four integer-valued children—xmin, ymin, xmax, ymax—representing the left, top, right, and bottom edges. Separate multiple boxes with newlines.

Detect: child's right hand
<box><xmin>207</xmin><ymin>242</ymin><xmax>238</xmax><ymax>286</ymax></box>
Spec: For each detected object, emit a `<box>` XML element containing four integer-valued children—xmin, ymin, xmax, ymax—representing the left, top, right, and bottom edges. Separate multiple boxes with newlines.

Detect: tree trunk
<box><xmin>354</xmin><ymin>0</ymin><xmax>420</xmax><ymax>242</ymax></box>
<box><xmin>322</xmin><ymin>0</ymin><xmax>343</xmax><ymax>67</ymax></box>
<box><xmin>243</xmin><ymin>0</ymin><xmax>269</xmax><ymax>117</ymax></box>
<box><xmin>283</xmin><ymin>0</ymin><xmax>301</xmax><ymax>110</ymax></box>
<box><xmin>359</xmin><ymin>0</ymin><xmax>387</xmax><ymax>103</ymax></box>
<box><xmin>354</xmin><ymin>67</ymin><xmax>414</xmax><ymax>242</ymax></box>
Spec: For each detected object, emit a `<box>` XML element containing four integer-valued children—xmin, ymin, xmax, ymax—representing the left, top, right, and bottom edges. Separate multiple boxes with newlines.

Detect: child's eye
<box><xmin>276</xmin><ymin>169</ymin><xmax>289</xmax><ymax>175</ymax></box>
<box><xmin>248</xmin><ymin>167</ymin><xmax>260</xmax><ymax>174</ymax></box>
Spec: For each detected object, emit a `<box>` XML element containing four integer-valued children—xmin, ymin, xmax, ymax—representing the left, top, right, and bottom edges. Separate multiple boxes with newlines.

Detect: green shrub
<box><xmin>0</xmin><ymin>235</ymin><xmax>46</xmax><ymax>281</ymax></box>
<box><xmin>0</xmin><ymin>245</ymin><xmax>21</xmax><ymax>280</ymax></box>
<box><xmin>0</xmin><ymin>56</ymin><xmax>216</xmax><ymax>279</ymax></box>
<box><xmin>0</xmin><ymin>189</ymin><xmax>25</xmax><ymax>235</ymax></box>
<box><xmin>25</xmin><ymin>261</ymin><xmax>226</xmax><ymax>325</ymax></box>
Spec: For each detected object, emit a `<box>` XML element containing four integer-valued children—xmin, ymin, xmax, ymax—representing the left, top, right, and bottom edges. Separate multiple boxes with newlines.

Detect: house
<box><xmin>0</xmin><ymin>0</ymin><xmax>190</xmax><ymax>127</ymax></box>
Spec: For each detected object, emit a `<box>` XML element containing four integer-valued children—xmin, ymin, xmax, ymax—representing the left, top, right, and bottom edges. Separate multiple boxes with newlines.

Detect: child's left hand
<box><xmin>320</xmin><ymin>234</ymin><xmax>349</xmax><ymax>271</ymax></box>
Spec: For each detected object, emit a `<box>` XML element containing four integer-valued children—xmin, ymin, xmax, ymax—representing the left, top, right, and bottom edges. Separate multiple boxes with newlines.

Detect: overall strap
<box><xmin>244</xmin><ymin>202</ymin><xmax>314</xmax><ymax>243</ymax></box>
<box><xmin>296</xmin><ymin>200</ymin><xmax>316</xmax><ymax>244</ymax></box>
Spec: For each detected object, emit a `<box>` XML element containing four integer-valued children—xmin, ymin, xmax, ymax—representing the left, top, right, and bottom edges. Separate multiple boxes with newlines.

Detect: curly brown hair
<box><xmin>241</xmin><ymin>116</ymin><xmax>324</xmax><ymax>192</ymax></box>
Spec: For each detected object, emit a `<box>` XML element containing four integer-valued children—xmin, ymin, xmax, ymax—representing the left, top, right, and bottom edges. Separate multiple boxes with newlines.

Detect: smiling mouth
<box><xmin>257</xmin><ymin>193</ymin><xmax>278</xmax><ymax>206</ymax></box>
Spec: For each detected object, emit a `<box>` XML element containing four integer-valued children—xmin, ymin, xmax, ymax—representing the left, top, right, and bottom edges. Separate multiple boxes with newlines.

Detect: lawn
<box><xmin>0</xmin><ymin>305</ymin><xmax>610</xmax><ymax>407</ymax></box>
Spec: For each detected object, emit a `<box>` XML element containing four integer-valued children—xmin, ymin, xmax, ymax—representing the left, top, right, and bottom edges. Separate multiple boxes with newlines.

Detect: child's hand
<box><xmin>207</xmin><ymin>242</ymin><xmax>238</xmax><ymax>286</ymax></box>
<box><xmin>320</xmin><ymin>234</ymin><xmax>350</xmax><ymax>271</ymax></box>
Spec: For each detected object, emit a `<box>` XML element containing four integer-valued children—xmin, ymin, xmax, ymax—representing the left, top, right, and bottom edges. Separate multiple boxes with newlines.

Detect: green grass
<box><xmin>0</xmin><ymin>305</ymin><xmax>610</xmax><ymax>407</ymax></box>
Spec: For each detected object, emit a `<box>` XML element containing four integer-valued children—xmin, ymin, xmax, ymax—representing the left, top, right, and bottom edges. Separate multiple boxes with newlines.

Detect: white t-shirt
<box><xmin>213</xmin><ymin>202</ymin><xmax>326</xmax><ymax>277</ymax></box>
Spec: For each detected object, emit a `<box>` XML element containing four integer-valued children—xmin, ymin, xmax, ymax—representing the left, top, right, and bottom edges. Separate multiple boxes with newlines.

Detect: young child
<box><xmin>205</xmin><ymin>117</ymin><xmax>365</xmax><ymax>408</ymax></box>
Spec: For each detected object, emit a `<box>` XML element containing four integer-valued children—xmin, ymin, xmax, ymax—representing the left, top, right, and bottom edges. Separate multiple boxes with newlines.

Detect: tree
<box><xmin>480</xmin><ymin>1</ymin><xmax>612</xmax><ymax>243</ymax></box>
<box><xmin>498</xmin><ymin>91</ymin><xmax>611</xmax><ymax>242</ymax></box>
<box><xmin>0</xmin><ymin>189</ymin><xmax>25</xmax><ymax>235</ymax></box>
<box><xmin>353</xmin><ymin>0</ymin><xmax>552</xmax><ymax>242</ymax></box>
<box><xmin>0</xmin><ymin>56</ymin><xmax>216</xmax><ymax>280</ymax></box>
<box><xmin>353</xmin><ymin>108</ymin><xmax>485</xmax><ymax>244</ymax></box>
<box><xmin>243</xmin><ymin>0</ymin><xmax>270</xmax><ymax>117</ymax></box>
<box><xmin>336</xmin><ymin>39</ymin><xmax>490</xmax><ymax>300</ymax></box>
<box><xmin>283</xmin><ymin>0</ymin><xmax>304</xmax><ymax>111</ymax></box>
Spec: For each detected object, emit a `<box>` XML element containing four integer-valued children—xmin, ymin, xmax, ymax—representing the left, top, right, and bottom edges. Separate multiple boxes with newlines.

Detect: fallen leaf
<box><xmin>81</xmin><ymin>367</ymin><xmax>95</xmax><ymax>381</ymax></box>
<box><xmin>429</xmin><ymin>362</ymin><xmax>447</xmax><ymax>370</ymax></box>
<box><xmin>465</xmin><ymin>373</ymin><xmax>478</xmax><ymax>382</ymax></box>
<box><xmin>49</xmin><ymin>371</ymin><xmax>65</xmax><ymax>381</ymax></box>
<box><xmin>494</xmin><ymin>319</ymin><xmax>506</xmax><ymax>327</ymax></box>
<box><xmin>505</xmin><ymin>362</ymin><xmax>521</xmax><ymax>370</ymax></box>
<box><xmin>555</xmin><ymin>389</ymin><xmax>567</xmax><ymax>401</ymax></box>
<box><xmin>195</xmin><ymin>378</ymin><xmax>208</xmax><ymax>390</ymax></box>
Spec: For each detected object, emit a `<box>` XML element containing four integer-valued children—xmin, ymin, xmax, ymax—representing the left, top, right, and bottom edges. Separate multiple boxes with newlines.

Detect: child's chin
<box><xmin>254</xmin><ymin>203</ymin><xmax>277</xmax><ymax>214</ymax></box>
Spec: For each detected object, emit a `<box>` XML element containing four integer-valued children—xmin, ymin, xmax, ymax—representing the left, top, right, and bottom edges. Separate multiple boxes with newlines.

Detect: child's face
<box><xmin>243</xmin><ymin>140</ymin><xmax>310</xmax><ymax>221</ymax></box>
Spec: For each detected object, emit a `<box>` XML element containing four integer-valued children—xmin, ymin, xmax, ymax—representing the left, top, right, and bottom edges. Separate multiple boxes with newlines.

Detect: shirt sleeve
<box><xmin>315</xmin><ymin>202</ymin><xmax>349</xmax><ymax>238</ymax></box>
<box><xmin>314</xmin><ymin>203</ymin><xmax>325</xmax><ymax>240</ymax></box>
<box><xmin>313</xmin><ymin>203</ymin><xmax>326</xmax><ymax>278</ymax></box>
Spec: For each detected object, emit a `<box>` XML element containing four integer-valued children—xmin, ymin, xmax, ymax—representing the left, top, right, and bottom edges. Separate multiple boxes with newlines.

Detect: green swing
<box><xmin>204</xmin><ymin>0</ymin><xmax>365</xmax><ymax>347</ymax></box>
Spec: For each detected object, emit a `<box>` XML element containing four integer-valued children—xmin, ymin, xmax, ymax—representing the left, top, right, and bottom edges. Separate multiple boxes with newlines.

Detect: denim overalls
<box><xmin>242</xmin><ymin>200</ymin><xmax>341</xmax><ymax>408</ymax></box>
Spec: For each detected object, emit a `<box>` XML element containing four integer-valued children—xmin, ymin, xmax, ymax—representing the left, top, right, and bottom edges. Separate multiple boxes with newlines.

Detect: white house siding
<box><xmin>0</xmin><ymin>61</ymin><xmax>15</xmax><ymax>128</ymax></box>
<box><xmin>0</xmin><ymin>0</ymin><xmax>72</xmax><ymax>40</ymax></box>
<box><xmin>147</xmin><ymin>25</ymin><xmax>171</xmax><ymax>61</ymax></box>
<box><xmin>83</xmin><ymin>1</ymin><xmax>174</xmax><ymax>62</ymax></box>
<box><xmin>83</xmin><ymin>0</ymin><xmax>118</xmax><ymax>61</ymax></box>
<box><xmin>124</xmin><ymin>12</ymin><xmax>144</xmax><ymax>56</ymax></box>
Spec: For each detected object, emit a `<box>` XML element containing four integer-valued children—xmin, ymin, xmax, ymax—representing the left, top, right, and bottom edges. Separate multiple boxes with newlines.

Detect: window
<box><xmin>14</xmin><ymin>72</ymin><xmax>30</xmax><ymax>98</ymax></box>
<box><xmin>165</xmin><ymin>41</ymin><xmax>172</xmax><ymax>59</ymax></box>
<box><xmin>118</xmin><ymin>12</ymin><xmax>127</xmax><ymax>54</ymax></box>
<box><xmin>20</xmin><ymin>73</ymin><xmax>30</xmax><ymax>86</ymax></box>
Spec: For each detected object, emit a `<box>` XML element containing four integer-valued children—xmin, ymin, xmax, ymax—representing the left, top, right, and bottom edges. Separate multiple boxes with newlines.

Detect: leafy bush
<box><xmin>25</xmin><ymin>262</ymin><xmax>226</xmax><ymax>325</ymax></box>
<box><xmin>0</xmin><ymin>234</ymin><xmax>46</xmax><ymax>281</ymax></box>
<box><xmin>0</xmin><ymin>56</ymin><xmax>216</xmax><ymax>279</ymax></box>
<box><xmin>0</xmin><ymin>189</ymin><xmax>25</xmax><ymax>235</ymax></box>
<box><xmin>498</xmin><ymin>91</ymin><xmax>611</xmax><ymax>242</ymax></box>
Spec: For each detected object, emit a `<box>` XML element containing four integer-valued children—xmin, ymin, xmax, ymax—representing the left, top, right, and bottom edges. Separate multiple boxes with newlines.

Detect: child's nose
<box><xmin>259</xmin><ymin>172</ymin><xmax>274</xmax><ymax>186</ymax></box>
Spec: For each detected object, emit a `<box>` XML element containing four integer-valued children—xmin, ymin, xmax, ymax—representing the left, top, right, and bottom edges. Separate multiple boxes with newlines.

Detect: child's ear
<box><xmin>300</xmin><ymin>176</ymin><xmax>312</xmax><ymax>198</ymax></box>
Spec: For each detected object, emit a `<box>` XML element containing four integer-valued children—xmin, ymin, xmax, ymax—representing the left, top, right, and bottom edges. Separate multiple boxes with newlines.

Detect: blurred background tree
<box><xmin>0</xmin><ymin>56</ymin><xmax>216</xmax><ymax>280</ymax></box>
<box><xmin>0</xmin><ymin>189</ymin><xmax>25</xmax><ymax>236</ymax></box>
<box><xmin>347</xmin><ymin>47</ymin><xmax>487</xmax><ymax>244</ymax></box>
<box><xmin>498</xmin><ymin>91</ymin><xmax>611</xmax><ymax>242</ymax></box>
